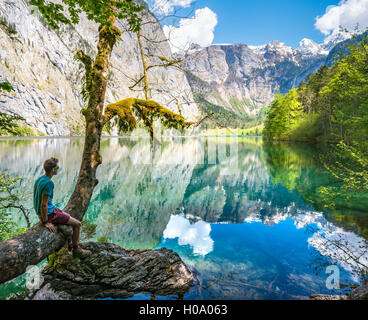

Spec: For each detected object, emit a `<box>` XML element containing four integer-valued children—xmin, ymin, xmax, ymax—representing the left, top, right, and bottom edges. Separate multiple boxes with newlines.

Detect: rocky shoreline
<box><xmin>20</xmin><ymin>241</ymin><xmax>368</xmax><ymax>300</ymax></box>
<box><xmin>310</xmin><ymin>283</ymin><xmax>368</xmax><ymax>300</ymax></box>
<box><xmin>29</xmin><ymin>242</ymin><xmax>197</xmax><ymax>300</ymax></box>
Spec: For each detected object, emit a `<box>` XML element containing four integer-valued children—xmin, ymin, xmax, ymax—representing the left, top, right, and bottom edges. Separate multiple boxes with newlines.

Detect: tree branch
<box><xmin>74</xmin><ymin>49</ymin><xmax>93</xmax><ymax>100</ymax></box>
<box><xmin>1</xmin><ymin>203</ymin><xmax>31</xmax><ymax>228</ymax></box>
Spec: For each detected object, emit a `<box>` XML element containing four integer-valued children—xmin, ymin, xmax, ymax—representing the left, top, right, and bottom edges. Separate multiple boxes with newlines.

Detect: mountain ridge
<box><xmin>183</xmin><ymin>35</ymin><xmax>348</xmax><ymax>121</ymax></box>
<box><xmin>0</xmin><ymin>0</ymin><xmax>357</xmax><ymax>134</ymax></box>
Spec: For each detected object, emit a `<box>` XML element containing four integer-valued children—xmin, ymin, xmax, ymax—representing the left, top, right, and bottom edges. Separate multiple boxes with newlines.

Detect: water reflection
<box><xmin>0</xmin><ymin>137</ymin><xmax>367</xmax><ymax>299</ymax></box>
<box><xmin>163</xmin><ymin>214</ymin><xmax>214</xmax><ymax>256</ymax></box>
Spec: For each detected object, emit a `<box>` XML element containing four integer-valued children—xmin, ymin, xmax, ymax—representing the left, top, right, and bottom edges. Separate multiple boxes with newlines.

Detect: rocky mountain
<box><xmin>321</xmin><ymin>32</ymin><xmax>352</xmax><ymax>52</ymax></box>
<box><xmin>183</xmin><ymin>36</ymin><xmax>346</xmax><ymax>118</ymax></box>
<box><xmin>296</xmin><ymin>38</ymin><xmax>328</xmax><ymax>56</ymax></box>
<box><xmin>0</xmin><ymin>0</ymin><xmax>355</xmax><ymax>134</ymax></box>
<box><xmin>0</xmin><ymin>0</ymin><xmax>200</xmax><ymax>136</ymax></box>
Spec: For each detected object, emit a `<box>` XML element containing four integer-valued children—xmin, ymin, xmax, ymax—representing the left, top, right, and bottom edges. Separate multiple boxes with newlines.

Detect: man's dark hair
<box><xmin>43</xmin><ymin>157</ymin><xmax>59</xmax><ymax>174</ymax></box>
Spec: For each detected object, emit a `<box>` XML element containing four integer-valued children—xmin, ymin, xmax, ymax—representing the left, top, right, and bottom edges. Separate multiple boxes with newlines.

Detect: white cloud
<box><xmin>152</xmin><ymin>0</ymin><xmax>196</xmax><ymax>15</ymax></box>
<box><xmin>308</xmin><ymin>226</ymin><xmax>368</xmax><ymax>282</ymax></box>
<box><xmin>163</xmin><ymin>214</ymin><xmax>214</xmax><ymax>256</ymax></box>
<box><xmin>315</xmin><ymin>0</ymin><xmax>368</xmax><ymax>36</ymax></box>
<box><xmin>163</xmin><ymin>7</ymin><xmax>218</xmax><ymax>53</ymax></box>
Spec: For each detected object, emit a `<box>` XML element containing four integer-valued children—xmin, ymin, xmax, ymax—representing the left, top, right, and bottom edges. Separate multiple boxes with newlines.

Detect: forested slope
<box><xmin>263</xmin><ymin>33</ymin><xmax>368</xmax><ymax>147</ymax></box>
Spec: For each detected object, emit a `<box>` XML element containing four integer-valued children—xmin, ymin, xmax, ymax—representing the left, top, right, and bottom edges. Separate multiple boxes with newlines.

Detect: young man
<box><xmin>34</xmin><ymin>157</ymin><xmax>91</xmax><ymax>258</ymax></box>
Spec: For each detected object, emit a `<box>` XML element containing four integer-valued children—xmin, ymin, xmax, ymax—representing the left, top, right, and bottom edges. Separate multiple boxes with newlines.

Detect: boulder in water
<box><xmin>32</xmin><ymin>242</ymin><xmax>196</xmax><ymax>300</ymax></box>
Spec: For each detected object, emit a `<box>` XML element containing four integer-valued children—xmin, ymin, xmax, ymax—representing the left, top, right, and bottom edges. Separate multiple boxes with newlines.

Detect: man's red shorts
<box><xmin>47</xmin><ymin>207</ymin><xmax>70</xmax><ymax>225</ymax></box>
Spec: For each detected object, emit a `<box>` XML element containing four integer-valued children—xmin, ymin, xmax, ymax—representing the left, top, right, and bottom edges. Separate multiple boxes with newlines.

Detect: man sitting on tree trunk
<box><xmin>33</xmin><ymin>157</ymin><xmax>91</xmax><ymax>258</ymax></box>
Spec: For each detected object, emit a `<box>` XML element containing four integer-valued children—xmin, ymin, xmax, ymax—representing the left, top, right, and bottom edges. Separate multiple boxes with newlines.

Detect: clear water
<box><xmin>0</xmin><ymin>136</ymin><xmax>367</xmax><ymax>300</ymax></box>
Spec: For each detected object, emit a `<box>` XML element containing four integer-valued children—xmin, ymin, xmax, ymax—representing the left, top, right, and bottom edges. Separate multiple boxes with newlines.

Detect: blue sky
<box><xmin>148</xmin><ymin>0</ymin><xmax>368</xmax><ymax>52</ymax></box>
<box><xmin>188</xmin><ymin>0</ymin><xmax>339</xmax><ymax>47</ymax></box>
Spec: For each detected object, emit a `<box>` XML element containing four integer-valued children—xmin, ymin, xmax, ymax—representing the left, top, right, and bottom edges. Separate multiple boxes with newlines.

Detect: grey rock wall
<box><xmin>184</xmin><ymin>41</ymin><xmax>333</xmax><ymax>117</ymax></box>
<box><xmin>0</xmin><ymin>0</ymin><xmax>200</xmax><ymax>136</ymax></box>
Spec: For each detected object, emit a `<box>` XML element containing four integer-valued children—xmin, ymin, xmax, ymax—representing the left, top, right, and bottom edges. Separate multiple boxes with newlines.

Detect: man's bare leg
<box><xmin>66</xmin><ymin>216</ymin><xmax>81</xmax><ymax>247</ymax></box>
<box><xmin>66</xmin><ymin>217</ymin><xmax>91</xmax><ymax>258</ymax></box>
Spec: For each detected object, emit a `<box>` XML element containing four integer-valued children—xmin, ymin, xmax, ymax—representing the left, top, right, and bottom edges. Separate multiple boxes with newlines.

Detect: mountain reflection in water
<box><xmin>0</xmin><ymin>136</ymin><xmax>367</xmax><ymax>300</ymax></box>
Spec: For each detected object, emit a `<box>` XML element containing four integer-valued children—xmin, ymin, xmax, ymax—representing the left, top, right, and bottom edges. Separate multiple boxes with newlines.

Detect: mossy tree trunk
<box><xmin>0</xmin><ymin>18</ymin><xmax>121</xmax><ymax>284</ymax></box>
<box><xmin>64</xmin><ymin>18</ymin><xmax>121</xmax><ymax>221</ymax></box>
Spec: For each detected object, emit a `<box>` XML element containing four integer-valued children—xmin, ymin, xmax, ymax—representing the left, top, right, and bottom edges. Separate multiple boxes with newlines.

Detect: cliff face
<box><xmin>183</xmin><ymin>40</ymin><xmax>340</xmax><ymax>117</ymax></box>
<box><xmin>0</xmin><ymin>0</ymin><xmax>200</xmax><ymax>135</ymax></box>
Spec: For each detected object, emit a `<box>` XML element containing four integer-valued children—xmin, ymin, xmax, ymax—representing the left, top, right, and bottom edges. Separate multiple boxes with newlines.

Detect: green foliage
<box><xmin>263</xmin><ymin>32</ymin><xmax>368</xmax><ymax>210</ymax></box>
<box><xmin>0</xmin><ymin>17</ymin><xmax>17</xmax><ymax>36</ymax></box>
<box><xmin>0</xmin><ymin>82</ymin><xmax>26</xmax><ymax>136</ymax></box>
<box><xmin>240</xmin><ymin>124</ymin><xmax>264</xmax><ymax>136</ymax></box>
<box><xmin>0</xmin><ymin>173</ymin><xmax>20</xmax><ymax>194</ymax></box>
<box><xmin>263</xmin><ymin>92</ymin><xmax>290</xmax><ymax>139</ymax></box>
<box><xmin>318</xmin><ymin>141</ymin><xmax>368</xmax><ymax>209</ymax></box>
<box><xmin>80</xmin><ymin>219</ymin><xmax>97</xmax><ymax>240</ymax></box>
<box><xmin>0</xmin><ymin>209</ymin><xmax>16</xmax><ymax>241</ymax></box>
<box><xmin>229</xmin><ymin>97</ymin><xmax>258</xmax><ymax>116</ymax></box>
<box><xmin>263</xmin><ymin>142</ymin><xmax>313</xmax><ymax>192</ymax></box>
<box><xmin>263</xmin><ymin>140</ymin><xmax>368</xmax><ymax>221</ymax></box>
<box><xmin>30</xmin><ymin>0</ymin><xmax>144</xmax><ymax>32</ymax></box>
<box><xmin>194</xmin><ymin>94</ymin><xmax>263</xmax><ymax>129</ymax></box>
<box><xmin>73</xmin><ymin>50</ymin><xmax>92</xmax><ymax>102</ymax></box>
<box><xmin>287</xmin><ymin>112</ymin><xmax>322</xmax><ymax>142</ymax></box>
<box><xmin>0</xmin><ymin>81</ymin><xmax>13</xmax><ymax>92</ymax></box>
<box><xmin>0</xmin><ymin>174</ymin><xmax>26</xmax><ymax>241</ymax></box>
<box><xmin>0</xmin><ymin>123</ymin><xmax>44</xmax><ymax>137</ymax></box>
<box><xmin>97</xmin><ymin>235</ymin><xmax>108</xmax><ymax>243</ymax></box>
<box><xmin>264</xmin><ymin>33</ymin><xmax>368</xmax><ymax>144</ymax></box>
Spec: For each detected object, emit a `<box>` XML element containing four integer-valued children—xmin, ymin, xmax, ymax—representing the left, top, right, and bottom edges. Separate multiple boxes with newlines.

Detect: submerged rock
<box><xmin>310</xmin><ymin>283</ymin><xmax>368</xmax><ymax>300</ymax></box>
<box><xmin>32</xmin><ymin>242</ymin><xmax>196</xmax><ymax>300</ymax></box>
<box><xmin>309</xmin><ymin>294</ymin><xmax>348</xmax><ymax>300</ymax></box>
<box><xmin>349</xmin><ymin>283</ymin><xmax>368</xmax><ymax>300</ymax></box>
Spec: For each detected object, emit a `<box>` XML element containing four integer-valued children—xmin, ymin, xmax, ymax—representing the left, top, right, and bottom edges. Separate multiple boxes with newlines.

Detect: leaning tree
<box><xmin>0</xmin><ymin>0</ymin><xmax>198</xmax><ymax>284</ymax></box>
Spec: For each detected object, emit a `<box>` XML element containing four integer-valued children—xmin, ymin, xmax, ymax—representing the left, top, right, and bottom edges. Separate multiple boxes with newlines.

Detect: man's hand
<box><xmin>44</xmin><ymin>222</ymin><xmax>56</xmax><ymax>233</ymax></box>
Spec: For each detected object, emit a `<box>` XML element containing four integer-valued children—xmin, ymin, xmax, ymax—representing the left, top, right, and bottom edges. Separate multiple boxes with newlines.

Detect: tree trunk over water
<box><xmin>0</xmin><ymin>18</ymin><xmax>120</xmax><ymax>285</ymax></box>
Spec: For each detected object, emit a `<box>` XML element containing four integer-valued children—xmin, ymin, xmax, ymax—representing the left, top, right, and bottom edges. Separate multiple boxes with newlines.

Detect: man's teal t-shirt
<box><xmin>33</xmin><ymin>176</ymin><xmax>56</xmax><ymax>217</ymax></box>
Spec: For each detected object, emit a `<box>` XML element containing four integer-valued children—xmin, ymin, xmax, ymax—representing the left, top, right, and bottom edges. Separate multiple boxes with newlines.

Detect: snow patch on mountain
<box><xmin>248</xmin><ymin>44</ymin><xmax>267</xmax><ymax>54</ymax></box>
<box><xmin>322</xmin><ymin>32</ymin><xmax>352</xmax><ymax>52</ymax></box>
<box><xmin>296</xmin><ymin>38</ymin><xmax>329</xmax><ymax>56</ymax></box>
<box><xmin>266</xmin><ymin>41</ymin><xmax>294</xmax><ymax>56</ymax></box>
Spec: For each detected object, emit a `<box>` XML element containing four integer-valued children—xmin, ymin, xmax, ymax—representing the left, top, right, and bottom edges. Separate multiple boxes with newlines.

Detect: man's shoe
<box><xmin>72</xmin><ymin>245</ymin><xmax>91</xmax><ymax>258</ymax></box>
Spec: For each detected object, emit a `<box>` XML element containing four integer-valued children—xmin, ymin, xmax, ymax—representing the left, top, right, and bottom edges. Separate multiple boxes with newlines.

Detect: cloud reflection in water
<box><xmin>163</xmin><ymin>214</ymin><xmax>214</xmax><ymax>256</ymax></box>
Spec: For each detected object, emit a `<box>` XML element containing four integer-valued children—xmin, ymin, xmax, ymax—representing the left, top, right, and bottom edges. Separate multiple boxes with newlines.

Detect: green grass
<box><xmin>0</xmin><ymin>124</ymin><xmax>45</xmax><ymax>137</ymax></box>
<box><xmin>229</xmin><ymin>97</ymin><xmax>258</xmax><ymax>116</ymax></box>
<box><xmin>0</xmin><ymin>17</ymin><xmax>17</xmax><ymax>36</ymax></box>
<box><xmin>200</xmin><ymin>124</ymin><xmax>264</xmax><ymax>136</ymax></box>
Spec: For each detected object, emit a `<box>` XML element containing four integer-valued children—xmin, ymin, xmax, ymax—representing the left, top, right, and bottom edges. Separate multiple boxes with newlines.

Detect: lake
<box><xmin>0</xmin><ymin>136</ymin><xmax>367</xmax><ymax>300</ymax></box>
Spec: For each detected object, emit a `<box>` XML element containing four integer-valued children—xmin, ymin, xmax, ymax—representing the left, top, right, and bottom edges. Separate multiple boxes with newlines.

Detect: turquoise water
<box><xmin>0</xmin><ymin>136</ymin><xmax>367</xmax><ymax>299</ymax></box>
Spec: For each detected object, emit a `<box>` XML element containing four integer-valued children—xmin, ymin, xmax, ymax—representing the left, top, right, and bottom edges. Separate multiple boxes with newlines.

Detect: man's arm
<box><xmin>41</xmin><ymin>193</ymin><xmax>56</xmax><ymax>232</ymax></box>
<box><xmin>40</xmin><ymin>193</ymin><xmax>49</xmax><ymax>223</ymax></box>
